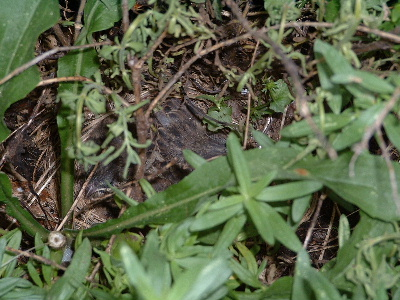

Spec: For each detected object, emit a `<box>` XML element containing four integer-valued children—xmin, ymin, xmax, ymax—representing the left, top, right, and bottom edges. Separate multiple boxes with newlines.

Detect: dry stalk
<box><xmin>303</xmin><ymin>193</ymin><xmax>327</xmax><ymax>249</ymax></box>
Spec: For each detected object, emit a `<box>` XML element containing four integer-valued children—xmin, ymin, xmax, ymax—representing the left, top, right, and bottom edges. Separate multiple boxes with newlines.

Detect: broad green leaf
<box><xmin>0</xmin><ymin>173</ymin><xmax>48</xmax><ymax>239</ymax></box>
<box><xmin>0</xmin><ymin>0</ymin><xmax>59</xmax><ymax>141</ymax></box>
<box><xmin>324</xmin><ymin>0</ymin><xmax>340</xmax><ymax>22</ymax></box>
<box><xmin>207</xmin><ymin>195</ymin><xmax>244</xmax><ymax>210</ymax></box>
<box><xmin>269</xmin><ymin>79</ymin><xmax>294</xmax><ymax>113</ymax></box>
<box><xmin>227</xmin><ymin>134</ymin><xmax>251</xmax><ymax>198</ymax></box>
<box><xmin>332</xmin><ymin>103</ymin><xmax>385</xmax><ymax>150</ymax></box>
<box><xmin>79</xmin><ymin>0</ymin><xmax>130</xmax><ymax>42</ymax></box>
<box><xmin>256</xmin><ymin>180</ymin><xmax>322</xmax><ymax>202</ymax></box>
<box><xmin>281</xmin><ymin>113</ymin><xmax>354</xmax><ymax>138</ymax></box>
<box><xmin>47</xmin><ymin>238</ymin><xmax>92</xmax><ymax>300</ymax></box>
<box><xmin>167</xmin><ymin>258</ymin><xmax>230</xmax><ymax>300</ymax></box>
<box><xmin>57</xmin><ymin>48</ymin><xmax>100</xmax><ymax>91</ymax></box>
<box><xmin>302</xmin><ymin>152</ymin><xmax>400</xmax><ymax>221</ymax></box>
<box><xmin>314</xmin><ymin>39</ymin><xmax>372</xmax><ymax>99</ymax></box>
<box><xmin>293</xmin><ymin>249</ymin><xmax>343</xmax><ymax>300</ymax></box>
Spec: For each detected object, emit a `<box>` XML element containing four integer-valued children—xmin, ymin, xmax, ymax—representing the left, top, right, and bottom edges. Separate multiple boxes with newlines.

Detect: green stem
<box><xmin>57</xmin><ymin>112</ymin><xmax>75</xmax><ymax>226</ymax></box>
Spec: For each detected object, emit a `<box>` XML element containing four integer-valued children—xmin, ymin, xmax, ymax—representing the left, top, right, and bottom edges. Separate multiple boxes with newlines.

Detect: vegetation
<box><xmin>0</xmin><ymin>0</ymin><xmax>400</xmax><ymax>299</ymax></box>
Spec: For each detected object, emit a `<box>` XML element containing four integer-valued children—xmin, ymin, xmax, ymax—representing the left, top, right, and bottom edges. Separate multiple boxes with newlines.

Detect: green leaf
<box><xmin>331</xmin><ymin>70</ymin><xmax>394</xmax><ymax>94</ymax></box>
<box><xmin>170</xmin><ymin>258</ymin><xmax>231</xmax><ymax>300</ymax></box>
<box><xmin>384</xmin><ymin>114</ymin><xmax>400</xmax><ymax>152</ymax></box>
<box><xmin>325</xmin><ymin>213</ymin><xmax>396</xmax><ymax>291</ymax></box>
<box><xmin>269</xmin><ymin>79</ymin><xmax>294</xmax><ymax>113</ymax></box>
<box><xmin>324</xmin><ymin>0</ymin><xmax>340</xmax><ymax>22</ymax></box>
<box><xmin>41</xmin><ymin>246</ymin><xmax>53</xmax><ymax>286</ymax></box>
<box><xmin>252</xmin><ymin>129</ymin><xmax>275</xmax><ymax>148</ymax></box>
<box><xmin>140</xmin><ymin>232</ymin><xmax>171</xmax><ymax>297</ymax></box>
<box><xmin>65</xmin><ymin>144</ymin><xmax>400</xmax><ymax>239</ymax></box>
<box><xmin>0</xmin><ymin>0</ymin><xmax>59</xmax><ymax>141</ymax></box>
<box><xmin>227</xmin><ymin>134</ymin><xmax>251</xmax><ymax>199</ymax></box>
<box><xmin>244</xmin><ymin>199</ymin><xmax>275</xmax><ymax>246</ymax></box>
<box><xmin>249</xmin><ymin>171</ymin><xmax>277</xmax><ymax>198</ymax></box>
<box><xmin>246</xmin><ymin>199</ymin><xmax>302</xmax><ymax>252</ymax></box>
<box><xmin>338</xmin><ymin>214</ymin><xmax>350</xmax><ymax>248</ymax></box>
<box><xmin>314</xmin><ymin>39</ymin><xmax>354</xmax><ymax>78</ymax></box>
<box><xmin>291</xmin><ymin>194</ymin><xmax>312</xmax><ymax>223</ymax></box>
<box><xmin>213</xmin><ymin>214</ymin><xmax>247</xmax><ymax>256</ymax></box>
<box><xmin>236</xmin><ymin>242</ymin><xmax>259</xmax><ymax>275</ymax></box>
<box><xmin>293</xmin><ymin>249</ymin><xmax>343</xmax><ymax>300</ymax></box>
<box><xmin>79</xmin><ymin>0</ymin><xmax>129</xmax><ymax>41</ymax></box>
<box><xmin>0</xmin><ymin>229</ymin><xmax>22</xmax><ymax>278</ymax></box>
<box><xmin>121</xmin><ymin>244</ymin><xmax>161</xmax><ymax>300</ymax></box>
<box><xmin>47</xmin><ymin>238</ymin><xmax>92</xmax><ymax>300</ymax></box>
<box><xmin>332</xmin><ymin>103</ymin><xmax>385</xmax><ymax>150</ymax></box>
<box><xmin>229</xmin><ymin>259</ymin><xmax>263</xmax><ymax>288</ymax></box>
<box><xmin>27</xmin><ymin>261</ymin><xmax>43</xmax><ymax>288</ymax></box>
<box><xmin>256</xmin><ymin>180</ymin><xmax>322</xmax><ymax>202</ymax></box>
<box><xmin>73</xmin><ymin>154</ymin><xmax>234</xmax><ymax>238</ymax></box>
<box><xmin>183</xmin><ymin>149</ymin><xmax>207</xmax><ymax>169</ymax></box>
<box><xmin>0</xmin><ymin>278</ymin><xmax>34</xmax><ymax>298</ymax></box>
<box><xmin>314</xmin><ymin>39</ymin><xmax>365</xmax><ymax>99</ymax></box>
<box><xmin>190</xmin><ymin>201</ymin><xmax>243</xmax><ymax>231</ymax></box>
<box><xmin>303</xmin><ymin>152</ymin><xmax>400</xmax><ymax>221</ymax></box>
<box><xmin>206</xmin><ymin>106</ymin><xmax>232</xmax><ymax>131</ymax></box>
<box><xmin>281</xmin><ymin>113</ymin><xmax>354</xmax><ymax>138</ymax></box>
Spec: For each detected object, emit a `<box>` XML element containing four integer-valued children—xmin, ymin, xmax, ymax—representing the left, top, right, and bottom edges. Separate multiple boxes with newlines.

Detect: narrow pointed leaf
<box><xmin>256</xmin><ymin>180</ymin><xmax>322</xmax><ymax>202</ymax></box>
<box><xmin>227</xmin><ymin>134</ymin><xmax>251</xmax><ymax>198</ymax></box>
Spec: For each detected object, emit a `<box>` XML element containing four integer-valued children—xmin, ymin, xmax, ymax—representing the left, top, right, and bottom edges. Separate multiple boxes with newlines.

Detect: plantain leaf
<box><xmin>0</xmin><ymin>0</ymin><xmax>59</xmax><ymax>141</ymax></box>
